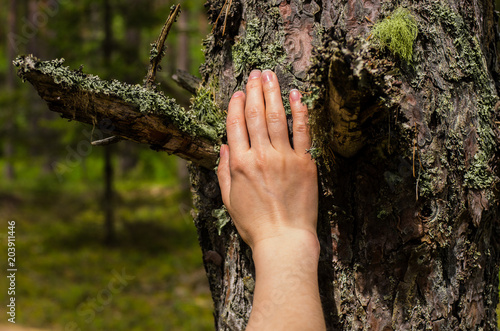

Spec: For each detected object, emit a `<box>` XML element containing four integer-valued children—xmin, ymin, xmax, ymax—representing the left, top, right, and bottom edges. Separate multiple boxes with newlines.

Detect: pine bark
<box><xmin>191</xmin><ymin>0</ymin><xmax>500</xmax><ymax>330</ymax></box>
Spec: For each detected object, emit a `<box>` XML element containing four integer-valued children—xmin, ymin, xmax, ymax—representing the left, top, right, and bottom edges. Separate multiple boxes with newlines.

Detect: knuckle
<box><xmin>293</xmin><ymin>107</ymin><xmax>308</xmax><ymax>117</ymax></box>
<box><xmin>262</xmin><ymin>82</ymin><xmax>278</xmax><ymax>94</ymax></box>
<box><xmin>266</xmin><ymin>111</ymin><xmax>282</xmax><ymax>124</ymax></box>
<box><xmin>303</xmin><ymin>160</ymin><xmax>318</xmax><ymax>175</ymax></box>
<box><xmin>254</xmin><ymin>150</ymin><xmax>268</xmax><ymax>167</ymax></box>
<box><xmin>294</xmin><ymin>122</ymin><xmax>308</xmax><ymax>134</ymax></box>
<box><xmin>246</xmin><ymin>106</ymin><xmax>261</xmax><ymax>119</ymax></box>
<box><xmin>306</xmin><ymin>161</ymin><xmax>317</xmax><ymax>173</ymax></box>
<box><xmin>217</xmin><ymin>163</ymin><xmax>223</xmax><ymax>175</ymax></box>
<box><xmin>217</xmin><ymin>157</ymin><xmax>228</xmax><ymax>171</ymax></box>
<box><xmin>298</xmin><ymin>159</ymin><xmax>316</xmax><ymax>175</ymax></box>
<box><xmin>246</xmin><ymin>79</ymin><xmax>261</xmax><ymax>90</ymax></box>
<box><xmin>226</xmin><ymin>115</ymin><xmax>243</xmax><ymax>128</ymax></box>
<box><xmin>229</xmin><ymin>156</ymin><xmax>245</xmax><ymax>173</ymax></box>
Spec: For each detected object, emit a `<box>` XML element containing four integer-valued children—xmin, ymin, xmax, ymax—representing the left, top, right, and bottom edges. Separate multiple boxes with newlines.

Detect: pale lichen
<box><xmin>212</xmin><ymin>206</ymin><xmax>231</xmax><ymax>236</ymax></box>
<box><xmin>231</xmin><ymin>16</ymin><xmax>286</xmax><ymax>76</ymax></box>
<box><xmin>14</xmin><ymin>55</ymin><xmax>220</xmax><ymax>141</ymax></box>
<box><xmin>412</xmin><ymin>2</ymin><xmax>499</xmax><ymax>195</ymax></box>
<box><xmin>464</xmin><ymin>151</ymin><xmax>495</xmax><ymax>189</ymax></box>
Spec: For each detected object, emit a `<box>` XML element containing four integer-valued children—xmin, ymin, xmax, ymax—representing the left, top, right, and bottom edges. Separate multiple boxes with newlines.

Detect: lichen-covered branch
<box><xmin>14</xmin><ymin>55</ymin><xmax>219</xmax><ymax>169</ymax></box>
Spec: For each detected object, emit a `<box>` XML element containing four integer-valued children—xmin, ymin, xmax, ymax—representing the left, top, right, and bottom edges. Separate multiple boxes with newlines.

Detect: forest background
<box><xmin>0</xmin><ymin>0</ymin><xmax>499</xmax><ymax>330</ymax></box>
<box><xmin>0</xmin><ymin>0</ymin><xmax>214</xmax><ymax>330</ymax></box>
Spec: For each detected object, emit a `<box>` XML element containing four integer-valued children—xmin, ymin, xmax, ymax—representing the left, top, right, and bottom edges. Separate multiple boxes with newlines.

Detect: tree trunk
<box><xmin>190</xmin><ymin>1</ymin><xmax>500</xmax><ymax>330</ymax></box>
<box><xmin>15</xmin><ymin>0</ymin><xmax>500</xmax><ymax>330</ymax></box>
<box><xmin>103</xmin><ymin>145</ymin><xmax>115</xmax><ymax>244</ymax></box>
<box><xmin>102</xmin><ymin>0</ymin><xmax>115</xmax><ymax>245</ymax></box>
<box><xmin>4</xmin><ymin>0</ymin><xmax>17</xmax><ymax>181</ymax></box>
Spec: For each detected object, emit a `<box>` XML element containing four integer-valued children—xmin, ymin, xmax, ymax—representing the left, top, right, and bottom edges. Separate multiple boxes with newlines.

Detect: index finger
<box><xmin>226</xmin><ymin>91</ymin><xmax>250</xmax><ymax>154</ymax></box>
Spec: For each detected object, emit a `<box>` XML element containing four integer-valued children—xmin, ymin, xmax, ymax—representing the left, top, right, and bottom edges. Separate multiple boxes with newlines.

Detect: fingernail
<box><xmin>233</xmin><ymin>91</ymin><xmax>244</xmax><ymax>98</ymax></box>
<box><xmin>290</xmin><ymin>89</ymin><xmax>301</xmax><ymax>101</ymax></box>
<box><xmin>262</xmin><ymin>70</ymin><xmax>273</xmax><ymax>83</ymax></box>
<box><xmin>249</xmin><ymin>70</ymin><xmax>261</xmax><ymax>79</ymax></box>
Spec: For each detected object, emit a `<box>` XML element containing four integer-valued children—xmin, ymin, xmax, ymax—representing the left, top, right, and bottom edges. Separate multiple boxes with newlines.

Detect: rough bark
<box><xmin>191</xmin><ymin>0</ymin><xmax>500</xmax><ymax>330</ymax></box>
<box><xmin>15</xmin><ymin>0</ymin><xmax>500</xmax><ymax>330</ymax></box>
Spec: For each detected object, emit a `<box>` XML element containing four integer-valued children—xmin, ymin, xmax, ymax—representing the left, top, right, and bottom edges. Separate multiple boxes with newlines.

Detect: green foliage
<box><xmin>1</xmin><ymin>2</ymin><xmax>214</xmax><ymax>328</ymax></box>
<box><xmin>371</xmin><ymin>8</ymin><xmax>418</xmax><ymax>63</ymax></box>
<box><xmin>0</xmin><ymin>183</ymin><xmax>213</xmax><ymax>330</ymax></box>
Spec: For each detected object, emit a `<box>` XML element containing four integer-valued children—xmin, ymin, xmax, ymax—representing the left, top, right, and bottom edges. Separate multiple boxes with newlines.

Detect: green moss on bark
<box><xmin>14</xmin><ymin>55</ymin><xmax>220</xmax><ymax>141</ymax></box>
<box><xmin>371</xmin><ymin>8</ymin><xmax>418</xmax><ymax>63</ymax></box>
<box><xmin>190</xmin><ymin>85</ymin><xmax>225</xmax><ymax>138</ymax></box>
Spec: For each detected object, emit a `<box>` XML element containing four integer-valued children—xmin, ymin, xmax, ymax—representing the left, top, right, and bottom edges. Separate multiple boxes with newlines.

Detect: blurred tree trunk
<box><xmin>176</xmin><ymin>9</ymin><xmax>191</xmax><ymax>194</ymax></box>
<box><xmin>117</xmin><ymin>0</ymin><xmax>142</xmax><ymax>178</ymax></box>
<box><xmin>23</xmin><ymin>0</ymin><xmax>59</xmax><ymax>175</ymax></box>
<box><xmin>189</xmin><ymin>1</ymin><xmax>500</xmax><ymax>330</ymax></box>
<box><xmin>4</xmin><ymin>0</ymin><xmax>17</xmax><ymax>181</ymax></box>
<box><xmin>102</xmin><ymin>0</ymin><xmax>115</xmax><ymax>245</ymax></box>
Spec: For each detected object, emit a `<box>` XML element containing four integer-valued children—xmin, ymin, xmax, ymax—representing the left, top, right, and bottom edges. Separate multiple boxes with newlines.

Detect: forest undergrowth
<box><xmin>0</xmin><ymin>178</ymin><xmax>214</xmax><ymax>331</ymax></box>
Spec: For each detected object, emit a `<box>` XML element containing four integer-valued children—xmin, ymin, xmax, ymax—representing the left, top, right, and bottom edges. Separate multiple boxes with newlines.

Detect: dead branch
<box><xmin>144</xmin><ymin>4</ymin><xmax>181</xmax><ymax>89</ymax></box>
<box><xmin>15</xmin><ymin>55</ymin><xmax>219</xmax><ymax>169</ymax></box>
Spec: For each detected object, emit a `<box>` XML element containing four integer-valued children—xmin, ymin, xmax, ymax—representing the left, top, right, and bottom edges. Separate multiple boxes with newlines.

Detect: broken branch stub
<box><xmin>309</xmin><ymin>38</ymin><xmax>398</xmax><ymax>160</ymax></box>
<box><xmin>14</xmin><ymin>55</ymin><xmax>219</xmax><ymax>169</ymax></box>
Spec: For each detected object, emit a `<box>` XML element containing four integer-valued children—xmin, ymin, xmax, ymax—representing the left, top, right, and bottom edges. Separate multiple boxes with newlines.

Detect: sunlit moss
<box><xmin>190</xmin><ymin>85</ymin><xmax>225</xmax><ymax>138</ymax></box>
<box><xmin>371</xmin><ymin>8</ymin><xmax>418</xmax><ymax>63</ymax></box>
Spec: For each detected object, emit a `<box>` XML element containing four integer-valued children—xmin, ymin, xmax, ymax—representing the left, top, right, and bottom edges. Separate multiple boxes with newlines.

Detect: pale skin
<box><xmin>217</xmin><ymin>69</ymin><xmax>326</xmax><ymax>330</ymax></box>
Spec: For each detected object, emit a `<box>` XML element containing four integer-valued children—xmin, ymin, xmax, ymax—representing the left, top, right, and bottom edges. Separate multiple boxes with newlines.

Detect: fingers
<box><xmin>227</xmin><ymin>91</ymin><xmax>249</xmax><ymax>154</ymax></box>
<box><xmin>245</xmin><ymin>70</ymin><xmax>270</xmax><ymax>148</ymax></box>
<box><xmin>261</xmin><ymin>70</ymin><xmax>290</xmax><ymax>151</ymax></box>
<box><xmin>217</xmin><ymin>144</ymin><xmax>231</xmax><ymax>206</ymax></box>
<box><xmin>290</xmin><ymin>90</ymin><xmax>312</xmax><ymax>155</ymax></box>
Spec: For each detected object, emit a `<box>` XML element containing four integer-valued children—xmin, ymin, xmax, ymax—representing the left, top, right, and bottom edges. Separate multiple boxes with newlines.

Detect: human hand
<box><xmin>217</xmin><ymin>69</ymin><xmax>318</xmax><ymax>250</ymax></box>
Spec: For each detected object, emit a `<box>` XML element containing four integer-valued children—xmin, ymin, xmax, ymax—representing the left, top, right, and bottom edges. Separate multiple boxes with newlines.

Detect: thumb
<box><xmin>217</xmin><ymin>144</ymin><xmax>231</xmax><ymax>206</ymax></box>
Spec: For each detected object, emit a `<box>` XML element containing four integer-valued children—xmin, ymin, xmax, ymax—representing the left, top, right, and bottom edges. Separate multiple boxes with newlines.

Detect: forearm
<box><xmin>246</xmin><ymin>230</ymin><xmax>326</xmax><ymax>331</ymax></box>
<box><xmin>217</xmin><ymin>70</ymin><xmax>323</xmax><ymax>329</ymax></box>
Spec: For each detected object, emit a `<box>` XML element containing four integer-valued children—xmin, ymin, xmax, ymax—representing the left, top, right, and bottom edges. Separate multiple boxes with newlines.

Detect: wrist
<box><xmin>247</xmin><ymin>228</ymin><xmax>325</xmax><ymax>331</ymax></box>
<box><xmin>251</xmin><ymin>228</ymin><xmax>320</xmax><ymax>265</ymax></box>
